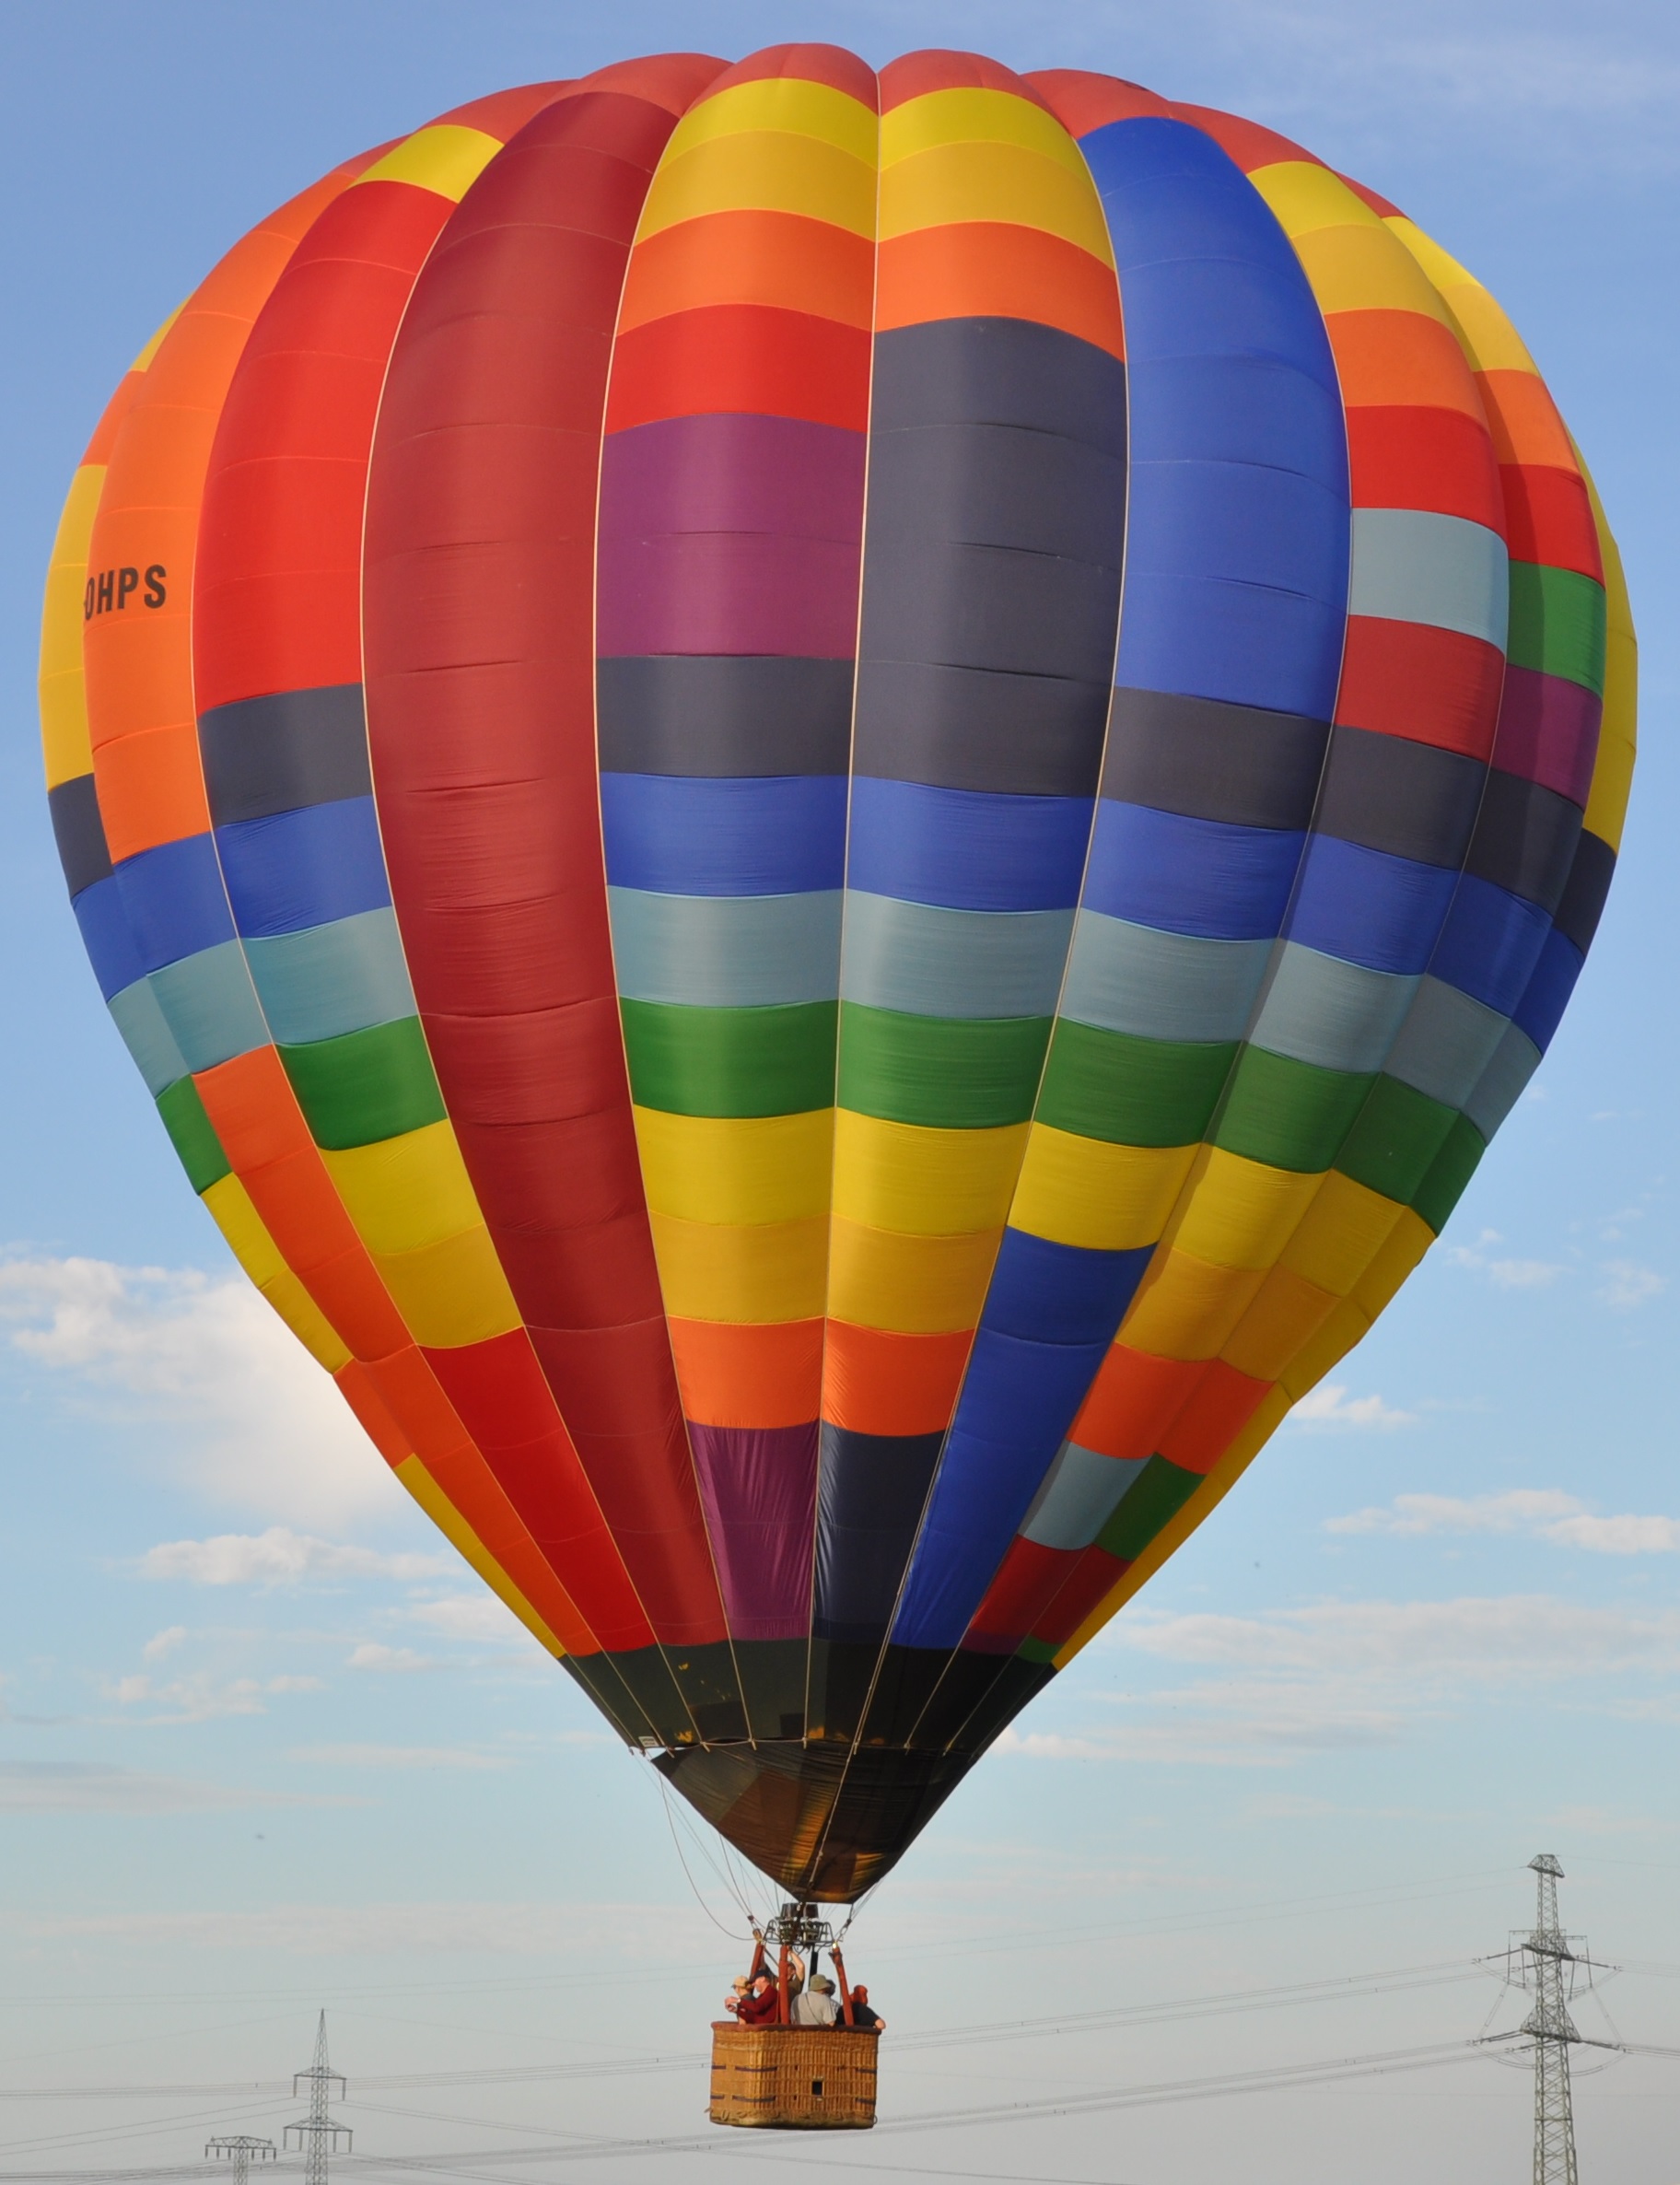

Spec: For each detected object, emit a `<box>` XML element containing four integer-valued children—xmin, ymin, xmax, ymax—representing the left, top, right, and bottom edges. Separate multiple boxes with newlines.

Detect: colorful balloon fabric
<box><xmin>41</xmin><ymin>49</ymin><xmax>1635</xmax><ymax>1899</ymax></box>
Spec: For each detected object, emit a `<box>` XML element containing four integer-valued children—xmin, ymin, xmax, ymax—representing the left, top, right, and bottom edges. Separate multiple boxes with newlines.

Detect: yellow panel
<box><xmin>1349</xmin><ymin>1207</ymin><xmax>1432</xmax><ymax>1316</ymax></box>
<box><xmin>1289</xmin><ymin>225</ymin><xmax>1450</xmax><ymax>325</ymax></box>
<box><xmin>1249</xmin><ymin>160</ymin><xmax>1383</xmax><ymax>240</ymax></box>
<box><xmin>396</xmin><ymin>1456</ymin><xmax>566</xmax><ymax>1659</ymax></box>
<box><xmin>370</xmin><ymin>1225</ymin><xmax>521</xmax><ymax>1349</ymax></box>
<box><xmin>665</xmin><ymin>76</ymin><xmax>879</xmax><ymax>165</ymax></box>
<box><xmin>1167</xmin><ymin>1149</ymin><xmax>1324</xmax><ymax>1271</ymax></box>
<box><xmin>635</xmin><ymin>1106</ymin><xmax>833</xmax><ymax>1225</ymax></box>
<box><xmin>1277</xmin><ymin>1299</ymin><xmax>1370</xmax><ymax>1400</ymax></box>
<box><xmin>1578</xmin><ymin>450</ymin><xmax>1638</xmax><ymax>853</ymax></box>
<box><xmin>638</xmin><ymin>133</ymin><xmax>877</xmax><ymax>240</ymax></box>
<box><xmin>1385</xmin><ymin>217</ymin><xmax>1538</xmax><ymax>373</ymax></box>
<box><xmin>1278</xmin><ymin>1168</ymin><xmax>1404</xmax><ymax>1295</ymax></box>
<box><xmin>827</xmin><ymin>1218</ymin><xmax>1000</xmax><ymax>1333</ymax></box>
<box><xmin>321</xmin><ymin>1121</ymin><xmax>484</xmax><ymax>1256</ymax></box>
<box><xmin>1219</xmin><ymin>1265</ymin><xmax>1338</xmax><ymax>1382</ymax></box>
<box><xmin>1053</xmin><ymin>1383</ymin><xmax>1294</xmax><ymax>1665</ymax></box>
<box><xmin>1009</xmin><ymin>1128</ymin><xmax>1196</xmax><ymax>1252</ymax></box>
<box><xmin>880</xmin><ymin>142</ymin><xmax>1114</xmax><ymax>263</ymax></box>
<box><xmin>881</xmin><ymin>88</ymin><xmax>1087</xmax><ymax>177</ymax></box>
<box><xmin>832</xmin><ymin>1113</ymin><xmax>1027</xmax><ymax>1234</ymax></box>
<box><xmin>1116</xmin><ymin>1248</ymin><xmax>1266</xmax><ymax>1361</ymax></box>
<box><xmin>39</xmin><ymin>462</ymin><xmax>104</xmax><ymax>787</ymax></box>
<box><xmin>351</xmin><ymin>124</ymin><xmax>504</xmax><ymax>204</ymax></box>
<box><xmin>649</xmin><ymin>1211</ymin><xmax>829</xmax><ymax>1322</ymax></box>
<box><xmin>202</xmin><ymin>1174</ymin><xmax>350</xmax><ymax>1371</ymax></box>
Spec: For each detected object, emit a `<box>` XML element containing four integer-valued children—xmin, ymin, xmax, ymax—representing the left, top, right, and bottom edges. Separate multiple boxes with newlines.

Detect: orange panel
<box><xmin>668</xmin><ymin>1316</ymin><xmax>823</xmax><ymax>1429</ymax></box>
<box><xmin>1327</xmin><ymin>310</ymin><xmax>1486</xmax><ymax>418</ymax></box>
<box><xmin>194</xmin><ymin>1045</ymin><xmax>314</xmax><ymax>1169</ymax></box>
<box><xmin>822</xmin><ymin>1321</ymin><xmax>974</xmax><ymax>1436</ymax></box>
<box><xmin>618</xmin><ymin>210</ymin><xmax>875</xmax><ymax>333</ymax></box>
<box><xmin>1476</xmin><ymin>367</ymin><xmax>1576</xmax><ymax>470</ymax></box>
<box><xmin>89</xmin><ymin>725</ymin><xmax>210</xmax><ymax>865</ymax></box>
<box><xmin>414</xmin><ymin>1441</ymin><xmax>598</xmax><ymax>1655</ymax></box>
<box><xmin>365</xmin><ymin>1344</ymin><xmax>473</xmax><ymax>1455</ymax></box>
<box><xmin>334</xmin><ymin>1359</ymin><xmax>412</xmax><ymax>1466</ymax></box>
<box><xmin>1157</xmin><ymin>1361</ymin><xmax>1272</xmax><ymax>1474</ymax></box>
<box><xmin>877</xmin><ymin>222</ymin><xmax>1124</xmax><ymax>356</ymax></box>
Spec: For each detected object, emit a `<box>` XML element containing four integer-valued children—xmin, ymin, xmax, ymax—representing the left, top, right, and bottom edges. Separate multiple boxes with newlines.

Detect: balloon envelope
<box><xmin>41</xmin><ymin>47</ymin><xmax>1635</xmax><ymax>1899</ymax></box>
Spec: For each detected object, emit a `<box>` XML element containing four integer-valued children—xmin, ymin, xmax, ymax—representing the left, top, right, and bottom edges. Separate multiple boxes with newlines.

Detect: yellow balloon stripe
<box><xmin>351</xmin><ymin>125</ymin><xmax>505</xmax><ymax>203</ymax></box>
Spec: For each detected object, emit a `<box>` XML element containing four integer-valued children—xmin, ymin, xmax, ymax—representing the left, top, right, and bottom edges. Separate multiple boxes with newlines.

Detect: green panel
<box><xmin>1037</xmin><ymin>1019</ymin><xmax>1236</xmax><ymax>1147</ymax></box>
<box><xmin>1506</xmin><ymin>562</ymin><xmax>1606</xmax><ymax>695</ymax></box>
<box><xmin>837</xmin><ymin>1003</ymin><xmax>1050</xmax><ymax>1129</ymax></box>
<box><xmin>1096</xmin><ymin>1453</ymin><xmax>1203</xmax><ymax>1562</ymax></box>
<box><xmin>1017</xmin><ymin>1634</ymin><xmax>1061</xmax><ymax>1666</ymax></box>
<box><xmin>1412</xmin><ymin>1110</ymin><xmax>1488</xmax><ymax>1234</ymax></box>
<box><xmin>620</xmin><ymin>999</ymin><xmax>837</xmax><ymax>1118</ymax></box>
<box><xmin>1213</xmin><ymin>1046</ymin><xmax>1373</xmax><ymax>1174</ymax></box>
<box><xmin>278</xmin><ymin>1015</ymin><xmax>447</xmax><ymax>1151</ymax></box>
<box><xmin>1335</xmin><ymin>1072</ymin><xmax>1457</xmax><ymax>1205</ymax></box>
<box><xmin>157</xmin><ymin>1076</ymin><xmax>230</xmax><ymax>1194</ymax></box>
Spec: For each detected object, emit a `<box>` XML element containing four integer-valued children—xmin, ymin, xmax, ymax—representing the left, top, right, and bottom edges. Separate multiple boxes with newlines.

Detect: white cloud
<box><xmin>407</xmin><ymin>1593</ymin><xmax>543</xmax><ymax>1648</ymax></box>
<box><xmin>1287</xmin><ymin>1384</ymin><xmax>1416</xmax><ymax>1431</ymax></box>
<box><xmin>288</xmin><ymin>1744</ymin><xmax>509</xmax><ymax>1770</ymax></box>
<box><xmin>142</xmin><ymin>1625</ymin><xmax>188</xmax><ymax>1661</ymax></box>
<box><xmin>105</xmin><ymin>1670</ymin><xmax>325</xmax><ymax>1723</ymax></box>
<box><xmin>346</xmin><ymin>1643</ymin><xmax>433</xmax><ymax>1674</ymax></box>
<box><xmin>1597</xmin><ymin>1259</ymin><xmax>1666</xmax><ymax>1311</ymax></box>
<box><xmin>1328</xmin><ymin>1490</ymin><xmax>1679</xmax><ymax>1554</ymax></box>
<box><xmin>0</xmin><ymin>1256</ymin><xmax>405</xmax><ymax>1525</ymax></box>
<box><xmin>0</xmin><ymin>1763</ymin><xmax>318</xmax><ymax>1814</ymax></box>
<box><xmin>140</xmin><ymin>1528</ymin><xmax>450</xmax><ymax>1588</ymax></box>
<box><xmin>1445</xmin><ymin>1242</ymin><xmax>1566</xmax><ymax>1290</ymax></box>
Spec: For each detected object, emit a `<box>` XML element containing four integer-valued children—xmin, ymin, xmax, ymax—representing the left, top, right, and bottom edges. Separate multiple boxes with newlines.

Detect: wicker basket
<box><xmin>709</xmin><ymin>2023</ymin><xmax>879</xmax><ymax>2128</ymax></box>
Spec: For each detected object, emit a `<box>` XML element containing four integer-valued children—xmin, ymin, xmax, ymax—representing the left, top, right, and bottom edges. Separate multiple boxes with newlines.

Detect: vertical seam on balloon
<box><xmin>589</xmin><ymin>65</ymin><xmax>752</xmax><ymax>1754</ymax></box>
<box><xmin>901</xmin><ymin>109</ymin><xmax>1138</xmax><ymax>1759</ymax></box>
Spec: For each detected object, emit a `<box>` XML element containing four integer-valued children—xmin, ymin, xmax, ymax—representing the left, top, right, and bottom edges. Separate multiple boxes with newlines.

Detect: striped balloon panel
<box><xmin>365</xmin><ymin>59</ymin><xmax>767</xmax><ymax>1749</ymax></box>
<box><xmin>59</xmin><ymin>111</ymin><xmax>607</xmax><ymax>1681</ymax></box>
<box><xmin>596</xmin><ymin>49</ymin><xmax>878</xmax><ymax>1727</ymax></box>
<box><xmin>810</xmin><ymin>53</ymin><xmax>1128</xmax><ymax>1737</ymax></box>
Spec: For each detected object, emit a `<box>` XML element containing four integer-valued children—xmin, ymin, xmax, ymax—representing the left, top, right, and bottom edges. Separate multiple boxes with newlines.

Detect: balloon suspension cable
<box><xmin>654</xmin><ymin>1774</ymin><xmax>758</xmax><ymax>1940</ymax></box>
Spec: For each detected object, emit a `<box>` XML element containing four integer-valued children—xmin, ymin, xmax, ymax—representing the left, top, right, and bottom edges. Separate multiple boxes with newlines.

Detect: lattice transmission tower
<box><xmin>285</xmin><ymin>2014</ymin><xmax>352</xmax><ymax>2185</ymax></box>
<box><xmin>1519</xmin><ymin>1853</ymin><xmax>1585</xmax><ymax>2185</ymax></box>
<box><xmin>205</xmin><ymin>2136</ymin><xmax>274</xmax><ymax>2185</ymax></box>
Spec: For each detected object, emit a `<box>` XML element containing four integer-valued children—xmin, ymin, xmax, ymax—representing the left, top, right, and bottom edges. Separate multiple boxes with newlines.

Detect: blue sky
<box><xmin>2</xmin><ymin>2</ymin><xmax>1677</xmax><ymax>2179</ymax></box>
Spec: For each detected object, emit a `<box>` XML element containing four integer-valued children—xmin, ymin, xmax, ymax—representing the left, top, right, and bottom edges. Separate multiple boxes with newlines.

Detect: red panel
<box><xmin>1336</xmin><ymin>172</ymin><xmax>1404</xmax><ymax>218</ymax></box>
<box><xmin>1069</xmin><ymin>1345</ymin><xmax>1204</xmax><ymax>1461</ymax></box>
<box><xmin>879</xmin><ymin>49</ymin><xmax>1056</xmax><ymax>114</ymax></box>
<box><xmin>1170</xmin><ymin>103</ymin><xmax>1317</xmax><ymax>174</ymax></box>
<box><xmin>603</xmin><ymin>305</ymin><xmax>872</xmax><ymax>433</ymax></box>
<box><xmin>965</xmin><ymin>1536</ymin><xmax>1078</xmax><ymax>1651</ymax></box>
<box><xmin>1347</xmin><ymin>404</ymin><xmax>1507</xmax><ymax>529</ymax></box>
<box><xmin>438</xmin><ymin>83</ymin><xmax>573</xmax><ymax>134</ymax></box>
<box><xmin>1499</xmin><ymin>462</ymin><xmax>1604</xmax><ymax>580</ymax></box>
<box><xmin>1030</xmin><ymin>1545</ymin><xmax>1128</xmax><ymax>1650</ymax></box>
<box><xmin>1157</xmin><ymin>1361</ymin><xmax>1271</xmax><ymax>1475</ymax></box>
<box><xmin>1335</xmin><ymin>617</ymin><xmax>1504</xmax><ymax>761</ymax></box>
<box><xmin>363</xmin><ymin>87</ymin><xmax>730</xmax><ymax>1649</ymax></box>
<box><xmin>1026</xmin><ymin>69</ymin><xmax>1172</xmax><ymax>135</ymax></box>
<box><xmin>706</xmin><ymin>42</ymin><xmax>877</xmax><ymax>107</ymax></box>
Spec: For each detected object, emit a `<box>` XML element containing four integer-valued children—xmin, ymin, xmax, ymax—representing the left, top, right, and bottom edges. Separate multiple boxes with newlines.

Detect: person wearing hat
<box><xmin>846</xmin><ymin>1983</ymin><xmax>884</xmax><ymax>2034</ymax></box>
<box><xmin>791</xmin><ymin>1970</ymin><xmax>840</xmax><ymax>2027</ymax></box>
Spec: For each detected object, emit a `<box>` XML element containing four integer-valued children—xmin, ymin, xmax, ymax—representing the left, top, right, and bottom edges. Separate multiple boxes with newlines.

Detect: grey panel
<box><xmin>48</xmin><ymin>774</ymin><xmax>112</xmax><ymax>896</ymax></box>
<box><xmin>1463</xmin><ymin>1021</ymin><xmax>1542</xmax><ymax>1139</ymax></box>
<box><xmin>147</xmin><ymin>941</ymin><xmax>269</xmax><ymax>1073</ymax></box>
<box><xmin>1313</xmin><ymin>724</ymin><xmax>1484</xmax><ymax>870</ymax></box>
<box><xmin>245</xmin><ymin>907</ymin><xmax>416</xmax><ymax>1046</ymax></box>
<box><xmin>1100</xmin><ymin>686</ymin><xmax>1328</xmax><ymax>830</ymax></box>
<box><xmin>1465</xmin><ymin>768</ymin><xmax>1582</xmax><ymax>913</ymax></box>
<box><xmin>1384</xmin><ymin>974</ymin><xmax>1509</xmax><ymax>1110</ymax></box>
<box><xmin>199</xmin><ymin>684</ymin><xmax>371</xmax><ymax>824</ymax></box>
<box><xmin>1020</xmin><ymin>1442</ymin><xmax>1148</xmax><ymax>1551</ymax></box>
<box><xmin>1061</xmin><ymin>911</ymin><xmax>1272</xmax><ymax>1042</ymax></box>
<box><xmin>851</xmin><ymin>659</ymin><xmax>1111</xmax><ymax>796</ymax></box>
<box><xmin>839</xmin><ymin>892</ymin><xmax>1073</xmax><ymax>1019</ymax></box>
<box><xmin>608</xmin><ymin>886</ymin><xmax>843</xmax><ymax>1008</ymax></box>
<box><xmin>1347</xmin><ymin>508</ymin><xmax>1508</xmax><ymax>649</ymax></box>
<box><xmin>1248</xmin><ymin>941</ymin><xmax>1418</xmax><ymax>1075</ymax></box>
<box><xmin>595</xmin><ymin>656</ymin><xmax>855</xmax><ymax>777</ymax></box>
<box><xmin>109</xmin><ymin>977</ymin><xmax>190</xmax><ymax>1096</ymax></box>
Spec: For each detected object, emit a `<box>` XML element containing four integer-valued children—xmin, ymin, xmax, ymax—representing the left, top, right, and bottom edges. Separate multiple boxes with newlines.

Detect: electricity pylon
<box><xmin>1520</xmin><ymin>1854</ymin><xmax>1582</xmax><ymax>2185</ymax></box>
<box><xmin>205</xmin><ymin>2137</ymin><xmax>274</xmax><ymax>2185</ymax></box>
<box><xmin>284</xmin><ymin>2014</ymin><xmax>352</xmax><ymax>2185</ymax></box>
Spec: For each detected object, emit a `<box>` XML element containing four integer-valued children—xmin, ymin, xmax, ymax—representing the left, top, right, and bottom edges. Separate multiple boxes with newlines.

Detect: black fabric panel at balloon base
<box><xmin>569</xmin><ymin>1644</ymin><xmax>694</xmax><ymax>1748</ymax></box>
<box><xmin>729</xmin><ymin>1638</ymin><xmax>811</xmax><ymax>1745</ymax></box>
<box><xmin>662</xmin><ymin>1642</ymin><xmax>751</xmax><ymax>1745</ymax></box>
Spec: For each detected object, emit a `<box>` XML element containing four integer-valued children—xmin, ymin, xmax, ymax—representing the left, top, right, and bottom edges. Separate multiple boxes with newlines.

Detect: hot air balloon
<box><xmin>41</xmin><ymin>47</ymin><xmax>1634</xmax><ymax>1917</ymax></box>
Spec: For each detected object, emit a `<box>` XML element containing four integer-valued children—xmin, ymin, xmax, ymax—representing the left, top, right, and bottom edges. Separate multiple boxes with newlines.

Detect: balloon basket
<box><xmin>708</xmin><ymin>2024</ymin><xmax>879</xmax><ymax>2129</ymax></box>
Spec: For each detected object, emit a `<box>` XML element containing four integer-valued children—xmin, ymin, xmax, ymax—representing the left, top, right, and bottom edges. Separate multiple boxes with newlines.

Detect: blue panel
<box><xmin>114</xmin><ymin>834</ymin><xmax>236</xmax><ymax>973</ymax></box>
<box><xmin>1078</xmin><ymin>114</ymin><xmax>1349</xmax><ymax>721</ymax></box>
<box><xmin>216</xmin><ymin>797</ymin><xmax>391</xmax><ymax>939</ymax></box>
<box><xmin>846</xmin><ymin>777</ymin><xmax>1095</xmax><ymax>913</ymax></box>
<box><xmin>600</xmin><ymin>772</ymin><xmax>846</xmax><ymax>897</ymax></box>
<box><xmin>1083</xmin><ymin>801</ymin><xmax>1303</xmax><ymax>941</ymax></box>
<box><xmin>1430</xmin><ymin>874</ymin><xmax>1555</xmax><ymax>1019</ymax></box>
<box><xmin>981</xmin><ymin>1227</ymin><xmax>1155</xmax><ymax>1346</ymax></box>
<box><xmin>1285</xmin><ymin>835</ymin><xmax>1459</xmax><ymax>975</ymax></box>
<box><xmin>244</xmin><ymin>907</ymin><xmax>417</xmax><ymax>1045</ymax></box>
<box><xmin>1511</xmin><ymin>927</ymin><xmax>1583</xmax><ymax>1053</ymax></box>
<box><xmin>74</xmin><ymin>876</ymin><xmax>144</xmax><ymax>999</ymax></box>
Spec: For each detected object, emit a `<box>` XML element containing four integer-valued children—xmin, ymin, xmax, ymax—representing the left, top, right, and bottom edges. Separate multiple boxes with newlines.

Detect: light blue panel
<box><xmin>108</xmin><ymin>978</ymin><xmax>190</xmax><ymax>1097</ymax></box>
<box><xmin>1383</xmin><ymin>974</ymin><xmax>1509</xmax><ymax>1110</ymax></box>
<box><xmin>245</xmin><ymin>907</ymin><xmax>416</xmax><ymax>1046</ymax></box>
<box><xmin>607</xmin><ymin>886</ymin><xmax>843</xmax><ymax>1008</ymax></box>
<box><xmin>1020</xmin><ymin>1441</ymin><xmax>1148</xmax><ymax>1551</ymax></box>
<box><xmin>1347</xmin><ymin>508</ymin><xmax>1509</xmax><ymax>650</ymax></box>
<box><xmin>147</xmin><ymin>941</ymin><xmax>269</xmax><ymax>1073</ymax></box>
<box><xmin>1464</xmin><ymin>1021</ymin><xmax>1542</xmax><ymax>1139</ymax></box>
<box><xmin>839</xmin><ymin>892</ymin><xmax>1074</xmax><ymax>1020</ymax></box>
<box><xmin>1248</xmin><ymin>941</ymin><xmax>1418</xmax><ymax>1075</ymax></box>
<box><xmin>1061</xmin><ymin>910</ymin><xmax>1271</xmax><ymax>1042</ymax></box>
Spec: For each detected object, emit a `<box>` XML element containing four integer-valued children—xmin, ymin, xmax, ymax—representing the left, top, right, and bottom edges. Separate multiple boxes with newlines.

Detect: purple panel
<box><xmin>596</xmin><ymin>413</ymin><xmax>866</xmax><ymax>658</ymax></box>
<box><xmin>1492</xmin><ymin>667</ymin><xmax>1601</xmax><ymax>807</ymax></box>
<box><xmin>688</xmin><ymin>1420</ymin><xmax>820</xmax><ymax>1640</ymax></box>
